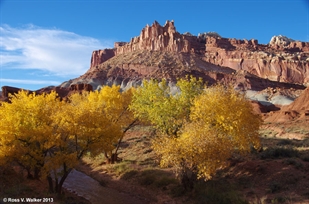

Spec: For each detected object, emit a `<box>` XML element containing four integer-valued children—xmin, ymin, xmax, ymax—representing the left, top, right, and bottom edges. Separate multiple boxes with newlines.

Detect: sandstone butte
<box><xmin>89</xmin><ymin>20</ymin><xmax>309</xmax><ymax>86</ymax></box>
<box><xmin>1</xmin><ymin>20</ymin><xmax>309</xmax><ymax>123</ymax></box>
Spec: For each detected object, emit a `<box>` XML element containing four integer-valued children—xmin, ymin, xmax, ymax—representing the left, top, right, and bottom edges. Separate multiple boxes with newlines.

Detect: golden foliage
<box><xmin>0</xmin><ymin>85</ymin><xmax>135</xmax><ymax>181</ymax></box>
<box><xmin>0</xmin><ymin>91</ymin><xmax>61</xmax><ymax>171</ymax></box>
<box><xmin>133</xmin><ymin>81</ymin><xmax>261</xmax><ymax>181</ymax></box>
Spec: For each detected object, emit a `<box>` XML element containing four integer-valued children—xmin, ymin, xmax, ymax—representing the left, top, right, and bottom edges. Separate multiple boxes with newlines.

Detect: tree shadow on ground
<box><xmin>224</xmin><ymin>137</ymin><xmax>309</xmax><ymax>204</ymax></box>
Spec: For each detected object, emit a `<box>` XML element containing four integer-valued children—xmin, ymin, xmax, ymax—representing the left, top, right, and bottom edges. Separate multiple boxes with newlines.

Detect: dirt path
<box><xmin>63</xmin><ymin>169</ymin><xmax>149</xmax><ymax>204</ymax></box>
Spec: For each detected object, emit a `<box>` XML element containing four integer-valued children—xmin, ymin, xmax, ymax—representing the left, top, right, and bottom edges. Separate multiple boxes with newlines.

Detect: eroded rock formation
<box><xmin>116</xmin><ymin>20</ymin><xmax>207</xmax><ymax>55</ymax></box>
<box><xmin>90</xmin><ymin>20</ymin><xmax>206</xmax><ymax>68</ymax></box>
<box><xmin>204</xmin><ymin>35</ymin><xmax>309</xmax><ymax>85</ymax></box>
<box><xmin>89</xmin><ymin>20</ymin><xmax>309</xmax><ymax>86</ymax></box>
<box><xmin>269</xmin><ymin>35</ymin><xmax>309</xmax><ymax>52</ymax></box>
<box><xmin>70</xmin><ymin>84</ymin><xmax>93</xmax><ymax>92</ymax></box>
<box><xmin>90</xmin><ymin>49</ymin><xmax>115</xmax><ymax>69</ymax></box>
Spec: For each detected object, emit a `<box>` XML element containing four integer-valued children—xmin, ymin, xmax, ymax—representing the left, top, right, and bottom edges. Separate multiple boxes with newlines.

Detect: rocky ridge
<box><xmin>0</xmin><ymin>84</ymin><xmax>93</xmax><ymax>102</ymax></box>
<box><xmin>88</xmin><ymin>20</ymin><xmax>309</xmax><ymax>86</ymax></box>
<box><xmin>60</xmin><ymin>20</ymin><xmax>307</xmax><ymax>110</ymax></box>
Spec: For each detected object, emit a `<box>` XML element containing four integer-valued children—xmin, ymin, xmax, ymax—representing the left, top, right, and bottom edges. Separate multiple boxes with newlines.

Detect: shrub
<box><xmin>301</xmin><ymin>154</ymin><xmax>309</xmax><ymax>162</ymax></box>
<box><xmin>193</xmin><ymin>181</ymin><xmax>248</xmax><ymax>204</ymax></box>
<box><xmin>260</xmin><ymin>147</ymin><xmax>299</xmax><ymax>159</ymax></box>
<box><xmin>276</xmin><ymin>139</ymin><xmax>293</xmax><ymax>146</ymax></box>
<box><xmin>268</xmin><ymin>182</ymin><xmax>281</xmax><ymax>193</ymax></box>
<box><xmin>138</xmin><ymin>174</ymin><xmax>156</xmax><ymax>186</ymax></box>
<box><xmin>154</xmin><ymin>176</ymin><xmax>178</xmax><ymax>189</ymax></box>
<box><xmin>120</xmin><ymin>170</ymin><xmax>139</xmax><ymax>180</ymax></box>
<box><xmin>283</xmin><ymin>158</ymin><xmax>303</xmax><ymax>169</ymax></box>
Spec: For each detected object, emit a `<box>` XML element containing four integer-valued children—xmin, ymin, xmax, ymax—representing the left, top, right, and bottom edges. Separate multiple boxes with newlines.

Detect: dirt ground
<box><xmin>2</xmin><ymin>115</ymin><xmax>309</xmax><ymax>204</ymax></box>
<box><xmin>76</xmin><ymin>120</ymin><xmax>309</xmax><ymax>204</ymax></box>
<box><xmin>0</xmin><ymin>166</ymin><xmax>90</xmax><ymax>204</ymax></box>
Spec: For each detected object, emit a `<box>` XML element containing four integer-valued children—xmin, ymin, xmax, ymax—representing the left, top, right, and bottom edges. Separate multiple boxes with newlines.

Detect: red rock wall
<box><xmin>204</xmin><ymin>36</ymin><xmax>309</xmax><ymax>84</ymax></box>
<box><xmin>115</xmin><ymin>20</ymin><xmax>195</xmax><ymax>55</ymax></box>
<box><xmin>89</xmin><ymin>20</ymin><xmax>309</xmax><ymax>85</ymax></box>
<box><xmin>70</xmin><ymin>84</ymin><xmax>93</xmax><ymax>91</ymax></box>
<box><xmin>90</xmin><ymin>49</ymin><xmax>115</xmax><ymax>68</ymax></box>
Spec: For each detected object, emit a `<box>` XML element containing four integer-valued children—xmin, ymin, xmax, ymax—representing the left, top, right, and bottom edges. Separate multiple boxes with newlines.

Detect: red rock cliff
<box><xmin>90</xmin><ymin>49</ymin><xmax>115</xmax><ymax>69</ymax></box>
<box><xmin>115</xmin><ymin>20</ymin><xmax>200</xmax><ymax>54</ymax></box>
<box><xmin>89</xmin><ymin>20</ymin><xmax>309</xmax><ymax>85</ymax></box>
<box><xmin>204</xmin><ymin>35</ymin><xmax>309</xmax><ymax>84</ymax></box>
<box><xmin>89</xmin><ymin>20</ymin><xmax>205</xmax><ymax>68</ymax></box>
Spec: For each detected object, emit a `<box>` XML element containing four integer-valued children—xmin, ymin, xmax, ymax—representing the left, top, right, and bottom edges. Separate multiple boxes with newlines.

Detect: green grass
<box><xmin>285</xmin><ymin>127</ymin><xmax>309</xmax><ymax>135</ymax></box>
<box><xmin>134</xmin><ymin>168</ymin><xmax>179</xmax><ymax>191</ymax></box>
<box><xmin>107</xmin><ymin>161</ymin><xmax>134</xmax><ymax>176</ymax></box>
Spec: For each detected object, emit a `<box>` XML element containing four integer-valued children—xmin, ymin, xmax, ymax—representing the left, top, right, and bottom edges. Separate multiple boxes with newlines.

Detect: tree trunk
<box><xmin>57</xmin><ymin>171</ymin><xmax>71</xmax><ymax>195</ymax></box>
<box><xmin>34</xmin><ymin>167</ymin><xmax>40</xmax><ymax>180</ymax></box>
<box><xmin>108</xmin><ymin>153</ymin><xmax>120</xmax><ymax>164</ymax></box>
<box><xmin>105</xmin><ymin>152</ymin><xmax>119</xmax><ymax>164</ymax></box>
<box><xmin>180</xmin><ymin>167</ymin><xmax>197</xmax><ymax>191</ymax></box>
<box><xmin>26</xmin><ymin>169</ymin><xmax>33</xmax><ymax>179</ymax></box>
<box><xmin>56</xmin><ymin>163</ymin><xmax>72</xmax><ymax>196</ymax></box>
<box><xmin>47</xmin><ymin>175</ymin><xmax>54</xmax><ymax>193</ymax></box>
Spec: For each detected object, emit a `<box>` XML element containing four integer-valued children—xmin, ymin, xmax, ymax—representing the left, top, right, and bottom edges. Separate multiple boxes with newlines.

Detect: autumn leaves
<box><xmin>130</xmin><ymin>78</ymin><xmax>261</xmax><ymax>185</ymax></box>
<box><xmin>0</xmin><ymin>86</ymin><xmax>135</xmax><ymax>194</ymax></box>
<box><xmin>0</xmin><ymin>77</ymin><xmax>261</xmax><ymax>193</ymax></box>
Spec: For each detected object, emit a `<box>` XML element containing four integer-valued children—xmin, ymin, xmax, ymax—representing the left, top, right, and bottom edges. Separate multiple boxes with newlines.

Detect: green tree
<box><xmin>130</xmin><ymin>76</ymin><xmax>203</xmax><ymax>137</ymax></box>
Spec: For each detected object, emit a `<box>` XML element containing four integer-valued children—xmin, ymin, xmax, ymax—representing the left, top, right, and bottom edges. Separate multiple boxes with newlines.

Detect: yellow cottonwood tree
<box><xmin>0</xmin><ymin>91</ymin><xmax>61</xmax><ymax>179</ymax></box>
<box><xmin>86</xmin><ymin>85</ymin><xmax>137</xmax><ymax>163</ymax></box>
<box><xmin>0</xmin><ymin>86</ymin><xmax>136</xmax><ymax>194</ymax></box>
<box><xmin>130</xmin><ymin>76</ymin><xmax>203</xmax><ymax>137</ymax></box>
<box><xmin>47</xmin><ymin>91</ymin><xmax>123</xmax><ymax>193</ymax></box>
<box><xmin>153</xmin><ymin>84</ymin><xmax>261</xmax><ymax>188</ymax></box>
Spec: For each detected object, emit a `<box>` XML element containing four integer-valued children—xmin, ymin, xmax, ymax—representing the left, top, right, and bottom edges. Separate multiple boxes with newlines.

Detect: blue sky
<box><xmin>0</xmin><ymin>0</ymin><xmax>308</xmax><ymax>90</ymax></box>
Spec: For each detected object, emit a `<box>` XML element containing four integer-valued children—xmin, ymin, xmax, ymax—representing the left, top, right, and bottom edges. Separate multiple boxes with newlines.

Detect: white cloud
<box><xmin>0</xmin><ymin>78</ymin><xmax>61</xmax><ymax>85</ymax></box>
<box><xmin>0</xmin><ymin>24</ymin><xmax>113</xmax><ymax>76</ymax></box>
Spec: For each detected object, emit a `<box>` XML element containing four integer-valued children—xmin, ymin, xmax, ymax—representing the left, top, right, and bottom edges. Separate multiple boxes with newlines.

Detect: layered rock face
<box><xmin>204</xmin><ymin>36</ymin><xmax>309</xmax><ymax>85</ymax></box>
<box><xmin>90</xmin><ymin>20</ymin><xmax>205</xmax><ymax>68</ymax></box>
<box><xmin>114</xmin><ymin>20</ymin><xmax>203</xmax><ymax>55</ymax></box>
<box><xmin>89</xmin><ymin>20</ymin><xmax>309</xmax><ymax>85</ymax></box>
<box><xmin>90</xmin><ymin>49</ymin><xmax>115</xmax><ymax>69</ymax></box>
